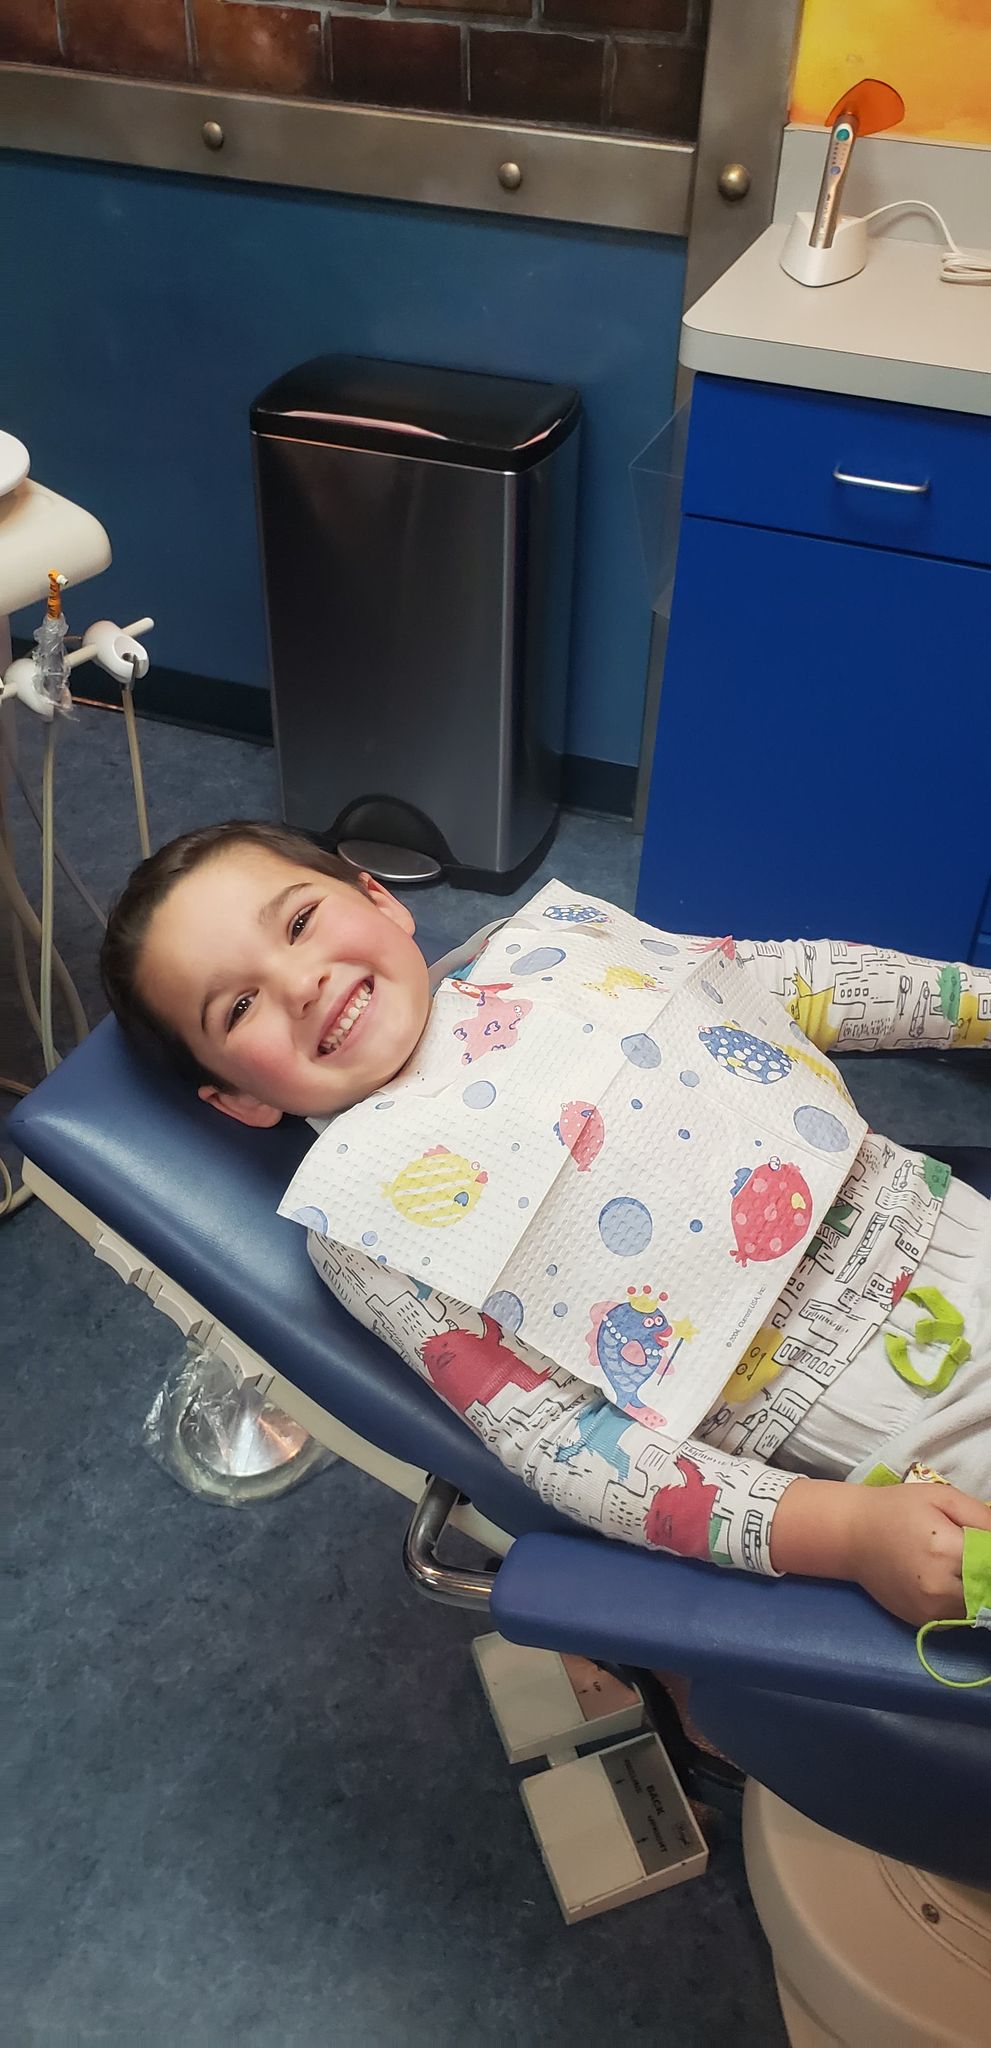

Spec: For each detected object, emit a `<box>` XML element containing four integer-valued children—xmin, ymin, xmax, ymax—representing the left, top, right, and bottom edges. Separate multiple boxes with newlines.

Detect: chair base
<box><xmin>743</xmin><ymin>1781</ymin><xmax>991</xmax><ymax>2048</ymax></box>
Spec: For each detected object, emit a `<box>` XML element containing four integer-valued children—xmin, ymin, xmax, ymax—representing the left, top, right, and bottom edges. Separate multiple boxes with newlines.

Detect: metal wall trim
<box><xmin>678</xmin><ymin>0</ymin><xmax>802</xmax><ymax>319</ymax></box>
<box><xmin>633</xmin><ymin>0</ymin><xmax>802</xmax><ymax>828</ymax></box>
<box><xmin>0</xmin><ymin>64</ymin><xmax>694</xmax><ymax>238</ymax></box>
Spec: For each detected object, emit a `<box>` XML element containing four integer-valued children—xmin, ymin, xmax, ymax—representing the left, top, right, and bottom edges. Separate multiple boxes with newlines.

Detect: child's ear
<box><xmin>359</xmin><ymin>871</ymin><xmax>416</xmax><ymax>937</ymax></box>
<box><xmin>197</xmin><ymin>1083</ymin><xmax>283</xmax><ymax>1128</ymax></box>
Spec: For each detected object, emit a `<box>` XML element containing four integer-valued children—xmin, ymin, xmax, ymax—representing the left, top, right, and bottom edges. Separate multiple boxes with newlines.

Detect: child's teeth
<box><xmin>321</xmin><ymin>981</ymin><xmax>371</xmax><ymax>1054</ymax></box>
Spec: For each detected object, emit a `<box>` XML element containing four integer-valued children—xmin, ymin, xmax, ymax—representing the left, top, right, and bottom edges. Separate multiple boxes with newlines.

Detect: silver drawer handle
<box><xmin>833</xmin><ymin>468</ymin><xmax>930</xmax><ymax>496</ymax></box>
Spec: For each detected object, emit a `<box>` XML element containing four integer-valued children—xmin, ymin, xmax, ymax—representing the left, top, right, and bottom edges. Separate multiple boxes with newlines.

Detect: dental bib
<box><xmin>280</xmin><ymin>882</ymin><xmax>866</xmax><ymax>1442</ymax></box>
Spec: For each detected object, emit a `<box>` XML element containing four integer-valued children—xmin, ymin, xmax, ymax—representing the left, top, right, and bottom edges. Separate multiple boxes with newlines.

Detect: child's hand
<box><xmin>849</xmin><ymin>1483</ymin><xmax>991</xmax><ymax>1626</ymax></box>
<box><xmin>770</xmin><ymin>1474</ymin><xmax>991</xmax><ymax>1626</ymax></box>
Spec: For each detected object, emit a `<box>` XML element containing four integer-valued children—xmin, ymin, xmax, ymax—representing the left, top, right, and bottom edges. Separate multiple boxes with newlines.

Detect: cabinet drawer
<box><xmin>683</xmin><ymin>378</ymin><xmax>991</xmax><ymax>569</ymax></box>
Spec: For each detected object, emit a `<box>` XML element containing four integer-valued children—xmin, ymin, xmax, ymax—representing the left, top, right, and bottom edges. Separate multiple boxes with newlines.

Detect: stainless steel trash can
<box><xmin>251</xmin><ymin>356</ymin><xmax>580</xmax><ymax>890</ymax></box>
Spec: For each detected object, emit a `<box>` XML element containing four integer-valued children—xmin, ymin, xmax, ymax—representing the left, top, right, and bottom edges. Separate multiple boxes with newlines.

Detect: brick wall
<box><xmin>3</xmin><ymin>0</ymin><xmax>708</xmax><ymax>141</ymax></box>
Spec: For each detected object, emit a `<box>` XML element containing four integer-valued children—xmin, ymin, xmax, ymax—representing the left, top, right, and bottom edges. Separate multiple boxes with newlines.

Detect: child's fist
<box><xmin>851</xmin><ymin>1484</ymin><xmax>991</xmax><ymax>1626</ymax></box>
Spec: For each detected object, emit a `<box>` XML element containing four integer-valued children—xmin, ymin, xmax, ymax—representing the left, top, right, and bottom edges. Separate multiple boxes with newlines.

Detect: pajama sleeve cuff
<box><xmin>675</xmin><ymin>1442</ymin><xmax>802</xmax><ymax>1577</ymax></box>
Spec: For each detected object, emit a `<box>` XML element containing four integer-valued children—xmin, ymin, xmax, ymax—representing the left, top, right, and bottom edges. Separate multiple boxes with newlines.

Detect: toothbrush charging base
<box><xmin>780</xmin><ymin>211</ymin><xmax>867</xmax><ymax>287</ymax></box>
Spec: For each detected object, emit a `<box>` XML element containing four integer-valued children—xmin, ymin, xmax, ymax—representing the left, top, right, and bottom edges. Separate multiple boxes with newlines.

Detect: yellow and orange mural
<box><xmin>791</xmin><ymin>0</ymin><xmax>991</xmax><ymax>146</ymax></box>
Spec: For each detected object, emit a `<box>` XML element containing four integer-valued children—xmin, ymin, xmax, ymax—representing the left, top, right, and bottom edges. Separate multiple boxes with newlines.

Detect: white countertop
<box><xmin>681</xmin><ymin>225</ymin><xmax>991</xmax><ymax>417</ymax></box>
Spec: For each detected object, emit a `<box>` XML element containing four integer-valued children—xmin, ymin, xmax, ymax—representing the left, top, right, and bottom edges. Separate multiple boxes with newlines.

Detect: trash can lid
<box><xmin>251</xmin><ymin>356</ymin><xmax>580</xmax><ymax>473</ymax></box>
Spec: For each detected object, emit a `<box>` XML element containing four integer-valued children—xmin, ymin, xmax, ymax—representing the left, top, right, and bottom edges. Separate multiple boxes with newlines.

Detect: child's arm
<box><xmin>426</xmin><ymin>1354</ymin><xmax>983</xmax><ymax>1623</ymax></box>
<box><xmin>435</xmin><ymin>1371</ymin><xmax>799</xmax><ymax>1578</ymax></box>
<box><xmin>716</xmin><ymin>935</ymin><xmax>990</xmax><ymax>1055</ymax></box>
<box><xmin>416</xmin><ymin>1333</ymin><xmax>985</xmax><ymax>1622</ymax></box>
<box><xmin>771</xmin><ymin>1475</ymin><xmax>991</xmax><ymax>1625</ymax></box>
<box><xmin>307</xmin><ymin>1242</ymin><xmax>983</xmax><ymax>1622</ymax></box>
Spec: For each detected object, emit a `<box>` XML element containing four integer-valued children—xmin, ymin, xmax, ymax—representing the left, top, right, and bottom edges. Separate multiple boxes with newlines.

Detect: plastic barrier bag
<box><xmin>142</xmin><ymin>1343</ymin><xmax>336</xmax><ymax>1506</ymax></box>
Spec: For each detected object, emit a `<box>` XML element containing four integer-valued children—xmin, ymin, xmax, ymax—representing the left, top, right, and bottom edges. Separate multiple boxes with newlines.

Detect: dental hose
<box><xmin>0</xmin><ymin>782</ymin><xmax>39</xmax><ymax>1213</ymax></box>
<box><xmin>7</xmin><ymin>744</ymin><xmax>107</xmax><ymax>929</ymax></box>
<box><xmin>0</xmin><ymin>732</ymin><xmax>78</xmax><ymax>1217</ymax></box>
<box><xmin>122</xmin><ymin>655</ymin><xmax>151</xmax><ymax>860</ymax></box>
<box><xmin>12</xmin><ymin>912</ymin><xmax>44</xmax><ymax>1044</ymax></box>
<box><xmin>0</xmin><ymin>733</ymin><xmax>81</xmax><ymax>1218</ymax></box>
<box><xmin>0</xmin><ymin>1076</ymin><xmax>31</xmax><ymax>1218</ymax></box>
<box><xmin>0</xmin><ymin>755</ymin><xmax>88</xmax><ymax>1216</ymax></box>
<box><xmin>38</xmin><ymin>720</ymin><xmax>58</xmax><ymax>1075</ymax></box>
<box><xmin>0</xmin><ymin>782</ymin><xmax>89</xmax><ymax>1050</ymax></box>
<box><xmin>1</xmin><ymin>598</ymin><xmax>154</xmax><ymax>1219</ymax></box>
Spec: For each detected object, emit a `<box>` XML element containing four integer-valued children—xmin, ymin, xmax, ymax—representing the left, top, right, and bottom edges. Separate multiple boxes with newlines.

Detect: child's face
<box><xmin>137</xmin><ymin>845</ymin><xmax>431</xmax><ymax>1124</ymax></box>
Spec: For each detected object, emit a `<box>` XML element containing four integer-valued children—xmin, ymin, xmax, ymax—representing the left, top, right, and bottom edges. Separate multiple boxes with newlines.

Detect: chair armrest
<box><xmin>490</xmin><ymin>1533</ymin><xmax>991</xmax><ymax>1726</ymax></box>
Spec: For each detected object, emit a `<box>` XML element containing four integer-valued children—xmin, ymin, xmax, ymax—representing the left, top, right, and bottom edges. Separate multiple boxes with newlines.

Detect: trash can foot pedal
<box><xmin>337</xmin><ymin>838</ymin><xmax>442</xmax><ymax>885</ymax></box>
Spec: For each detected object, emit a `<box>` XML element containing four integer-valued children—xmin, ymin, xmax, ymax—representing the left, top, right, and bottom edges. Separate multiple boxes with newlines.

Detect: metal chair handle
<box><xmin>833</xmin><ymin>468</ymin><xmax>930</xmax><ymax>496</ymax></box>
<box><xmin>403</xmin><ymin>1476</ymin><xmax>497</xmax><ymax>1608</ymax></box>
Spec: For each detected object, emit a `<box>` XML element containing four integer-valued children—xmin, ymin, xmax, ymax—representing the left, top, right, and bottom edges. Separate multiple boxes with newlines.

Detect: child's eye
<box><xmin>227</xmin><ymin>994</ymin><xmax>253</xmax><ymax>1032</ymax></box>
<box><xmin>290</xmin><ymin>905</ymin><xmax>316</xmax><ymax>941</ymax></box>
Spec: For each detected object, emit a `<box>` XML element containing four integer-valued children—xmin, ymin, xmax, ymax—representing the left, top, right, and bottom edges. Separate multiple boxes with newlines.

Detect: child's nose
<box><xmin>282</xmin><ymin>959</ymin><xmax>324</xmax><ymax>1016</ymax></box>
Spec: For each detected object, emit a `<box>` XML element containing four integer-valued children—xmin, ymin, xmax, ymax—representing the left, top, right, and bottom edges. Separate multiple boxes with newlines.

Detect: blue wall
<box><xmin>0</xmin><ymin>153</ymin><xmax>683</xmax><ymax>767</ymax></box>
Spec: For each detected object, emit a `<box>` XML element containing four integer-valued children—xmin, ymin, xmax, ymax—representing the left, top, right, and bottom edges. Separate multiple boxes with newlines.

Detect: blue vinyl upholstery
<box><xmin>9</xmin><ymin>970</ymin><xmax>990</xmax><ymax>1884</ymax></box>
<box><xmin>492</xmin><ymin>1536</ymin><xmax>991</xmax><ymax>1725</ymax></box>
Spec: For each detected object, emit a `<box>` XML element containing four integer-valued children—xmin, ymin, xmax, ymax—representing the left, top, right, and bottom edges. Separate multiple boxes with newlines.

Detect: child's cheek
<box><xmin>336</xmin><ymin>906</ymin><xmax>373</xmax><ymax>961</ymax></box>
<box><xmin>241</xmin><ymin>1018</ymin><xmax>298</xmax><ymax>1097</ymax></box>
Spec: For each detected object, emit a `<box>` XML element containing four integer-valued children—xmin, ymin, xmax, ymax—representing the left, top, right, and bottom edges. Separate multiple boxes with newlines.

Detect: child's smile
<box><xmin>137</xmin><ymin>845</ymin><xmax>431</xmax><ymax>1124</ymax></box>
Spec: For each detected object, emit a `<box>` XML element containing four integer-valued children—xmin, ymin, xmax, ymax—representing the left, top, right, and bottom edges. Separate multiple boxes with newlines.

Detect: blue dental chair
<box><xmin>10</xmin><ymin>938</ymin><xmax>990</xmax><ymax>1907</ymax></box>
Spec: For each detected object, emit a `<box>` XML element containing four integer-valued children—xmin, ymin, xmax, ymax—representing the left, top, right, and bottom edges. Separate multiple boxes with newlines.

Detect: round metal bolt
<box><xmin>717</xmin><ymin>162</ymin><xmax>751</xmax><ymax>201</ymax></box>
<box><xmin>498</xmin><ymin>161</ymin><xmax>523</xmax><ymax>192</ymax></box>
<box><xmin>921</xmin><ymin>1902</ymin><xmax>941</xmax><ymax>1926</ymax></box>
<box><xmin>202</xmin><ymin>120</ymin><xmax>225</xmax><ymax>152</ymax></box>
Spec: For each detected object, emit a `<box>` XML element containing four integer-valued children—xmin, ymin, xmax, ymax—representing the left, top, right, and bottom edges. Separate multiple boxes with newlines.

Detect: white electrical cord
<box><xmin>862</xmin><ymin>199</ymin><xmax>991</xmax><ymax>283</ymax></box>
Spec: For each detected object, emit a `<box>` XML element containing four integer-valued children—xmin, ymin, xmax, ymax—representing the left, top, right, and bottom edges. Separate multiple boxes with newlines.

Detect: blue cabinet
<box><xmin>637</xmin><ymin>377</ymin><xmax>991</xmax><ymax>961</ymax></box>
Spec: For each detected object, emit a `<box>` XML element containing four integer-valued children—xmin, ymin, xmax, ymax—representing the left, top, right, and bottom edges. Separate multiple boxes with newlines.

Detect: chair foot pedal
<box><xmin>471</xmin><ymin>1633</ymin><xmax>643</xmax><ymax>1764</ymax></box>
<box><xmin>520</xmin><ymin>1732</ymin><xmax>709</xmax><ymax>1925</ymax></box>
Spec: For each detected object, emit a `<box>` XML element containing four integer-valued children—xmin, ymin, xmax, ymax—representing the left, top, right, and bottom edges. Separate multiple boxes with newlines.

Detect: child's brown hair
<box><xmin>101</xmin><ymin>820</ymin><xmax>358</xmax><ymax>1086</ymax></box>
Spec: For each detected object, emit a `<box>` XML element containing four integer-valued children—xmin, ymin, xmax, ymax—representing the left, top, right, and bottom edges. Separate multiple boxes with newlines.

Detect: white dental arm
<box><xmin>2</xmin><ymin>615</ymin><xmax>154</xmax><ymax>717</ymax></box>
